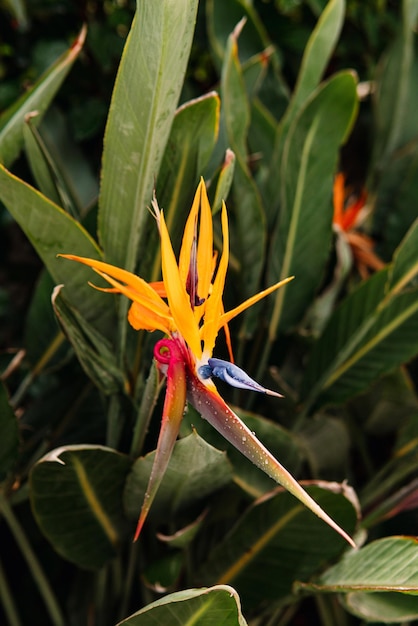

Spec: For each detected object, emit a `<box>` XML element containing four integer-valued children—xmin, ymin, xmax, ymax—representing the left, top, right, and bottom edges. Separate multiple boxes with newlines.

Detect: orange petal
<box><xmin>333</xmin><ymin>173</ymin><xmax>346</xmax><ymax>228</ymax></box>
<box><xmin>201</xmin><ymin>202</ymin><xmax>229</xmax><ymax>357</ymax></box>
<box><xmin>128</xmin><ymin>302</ymin><xmax>171</xmax><ymax>334</ymax></box>
<box><xmin>59</xmin><ymin>254</ymin><xmax>172</xmax><ymax>332</ymax></box>
<box><xmin>219</xmin><ymin>276</ymin><xmax>294</xmax><ymax>327</ymax></box>
<box><xmin>159</xmin><ymin>213</ymin><xmax>202</xmax><ymax>358</ymax></box>
<box><xmin>178</xmin><ymin>181</ymin><xmax>202</xmax><ymax>284</ymax></box>
<box><xmin>340</xmin><ymin>190</ymin><xmax>367</xmax><ymax>231</ymax></box>
<box><xmin>196</xmin><ymin>180</ymin><xmax>214</xmax><ymax>303</ymax></box>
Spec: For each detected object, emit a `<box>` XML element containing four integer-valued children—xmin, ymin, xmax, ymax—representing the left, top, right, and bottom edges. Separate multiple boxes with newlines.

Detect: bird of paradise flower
<box><xmin>60</xmin><ymin>179</ymin><xmax>355</xmax><ymax>547</ymax></box>
<box><xmin>333</xmin><ymin>172</ymin><xmax>384</xmax><ymax>278</ymax></box>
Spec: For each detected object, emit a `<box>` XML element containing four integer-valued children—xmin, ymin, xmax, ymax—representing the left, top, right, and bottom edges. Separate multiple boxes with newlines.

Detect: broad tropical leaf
<box><xmin>98</xmin><ymin>0</ymin><xmax>199</xmax><ymax>274</ymax></box>
<box><xmin>266</xmin><ymin>0</ymin><xmax>346</xmax><ymax>213</ymax></box>
<box><xmin>206</xmin><ymin>0</ymin><xmax>273</xmax><ymax>68</ymax></box>
<box><xmin>302</xmin><ymin>220</ymin><xmax>418</xmax><ymax>409</ymax></box>
<box><xmin>279</xmin><ymin>0</ymin><xmax>345</xmax><ymax>132</ymax></box>
<box><xmin>30</xmin><ymin>445</ymin><xmax>131</xmax><ymax>569</ymax></box>
<box><xmin>0</xmin><ymin>27</ymin><xmax>86</xmax><ymax>167</ymax></box>
<box><xmin>52</xmin><ymin>286</ymin><xmax>126</xmax><ymax>395</ymax></box>
<box><xmin>149</xmin><ymin>92</ymin><xmax>220</xmax><ymax>281</ymax></box>
<box><xmin>221</xmin><ymin>21</ymin><xmax>265</xmax><ymax>303</ymax></box>
<box><xmin>181</xmin><ymin>405</ymin><xmax>303</xmax><ymax>498</ymax></box>
<box><xmin>268</xmin><ymin>71</ymin><xmax>358</xmax><ymax>336</ymax></box>
<box><xmin>0</xmin><ymin>164</ymin><xmax>114</xmax><ymax>338</ymax></box>
<box><xmin>297</xmin><ymin>536</ymin><xmax>418</xmax><ymax>623</ymax></box>
<box><xmin>124</xmin><ymin>432</ymin><xmax>233</xmax><ymax>522</ymax></box>
<box><xmin>117</xmin><ymin>585</ymin><xmax>248</xmax><ymax>626</ymax></box>
<box><xmin>195</xmin><ymin>484</ymin><xmax>358</xmax><ymax>609</ymax></box>
<box><xmin>370</xmin><ymin>0</ymin><xmax>418</xmax><ymax>256</ymax></box>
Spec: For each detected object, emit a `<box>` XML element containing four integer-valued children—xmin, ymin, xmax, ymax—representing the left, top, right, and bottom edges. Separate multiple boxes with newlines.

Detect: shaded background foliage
<box><xmin>1</xmin><ymin>1</ymin><xmax>418</xmax><ymax>625</ymax></box>
<box><xmin>0</xmin><ymin>0</ymin><xmax>401</xmax><ymax>350</ymax></box>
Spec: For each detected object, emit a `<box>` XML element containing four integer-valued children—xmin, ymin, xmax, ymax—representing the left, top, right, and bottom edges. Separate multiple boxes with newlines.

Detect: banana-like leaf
<box><xmin>124</xmin><ymin>432</ymin><xmax>232</xmax><ymax>522</ymax></box>
<box><xmin>370</xmin><ymin>1</ymin><xmax>418</xmax><ymax>257</ymax></box>
<box><xmin>0</xmin><ymin>26</ymin><xmax>86</xmax><ymax>167</ymax></box>
<box><xmin>149</xmin><ymin>92</ymin><xmax>220</xmax><ymax>282</ymax></box>
<box><xmin>206</xmin><ymin>0</ymin><xmax>274</xmax><ymax>69</ymax></box>
<box><xmin>181</xmin><ymin>405</ymin><xmax>302</xmax><ymax>498</ymax></box>
<box><xmin>388</xmin><ymin>217</ymin><xmax>418</xmax><ymax>292</ymax></box>
<box><xmin>268</xmin><ymin>71</ymin><xmax>358</xmax><ymax>337</ymax></box>
<box><xmin>211</xmin><ymin>148</ymin><xmax>236</xmax><ymax>216</ymax></box>
<box><xmin>23</xmin><ymin>113</ymin><xmax>64</xmax><ymax>209</ymax></box>
<box><xmin>98</xmin><ymin>0</ymin><xmax>198</xmax><ymax>273</ymax></box>
<box><xmin>117</xmin><ymin>585</ymin><xmax>248</xmax><ymax>626</ymax></box>
<box><xmin>302</xmin><ymin>220</ymin><xmax>418</xmax><ymax>410</ymax></box>
<box><xmin>296</xmin><ymin>536</ymin><xmax>418</xmax><ymax>623</ymax></box>
<box><xmin>195</xmin><ymin>484</ymin><xmax>358</xmax><ymax>609</ymax></box>
<box><xmin>279</xmin><ymin>0</ymin><xmax>345</xmax><ymax>134</ymax></box>
<box><xmin>0</xmin><ymin>164</ymin><xmax>114</xmax><ymax>337</ymax></box>
<box><xmin>23</xmin><ymin>109</ymin><xmax>98</xmax><ymax>217</ymax></box>
<box><xmin>52</xmin><ymin>286</ymin><xmax>125</xmax><ymax>395</ymax></box>
<box><xmin>372</xmin><ymin>0</ymin><xmax>418</xmax><ymax>171</ymax></box>
<box><xmin>266</xmin><ymin>0</ymin><xmax>345</xmax><ymax>215</ymax></box>
<box><xmin>221</xmin><ymin>21</ymin><xmax>266</xmax><ymax>303</ymax></box>
<box><xmin>30</xmin><ymin>445</ymin><xmax>131</xmax><ymax>570</ymax></box>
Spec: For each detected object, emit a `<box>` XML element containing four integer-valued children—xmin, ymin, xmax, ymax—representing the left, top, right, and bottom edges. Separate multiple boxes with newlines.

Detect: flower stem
<box><xmin>10</xmin><ymin>332</ymin><xmax>65</xmax><ymax>409</ymax></box>
<box><xmin>0</xmin><ymin>494</ymin><xmax>65</xmax><ymax>626</ymax></box>
<box><xmin>130</xmin><ymin>361</ymin><xmax>163</xmax><ymax>457</ymax></box>
<box><xmin>0</xmin><ymin>557</ymin><xmax>21</xmax><ymax>626</ymax></box>
<box><xmin>106</xmin><ymin>394</ymin><xmax>123</xmax><ymax>449</ymax></box>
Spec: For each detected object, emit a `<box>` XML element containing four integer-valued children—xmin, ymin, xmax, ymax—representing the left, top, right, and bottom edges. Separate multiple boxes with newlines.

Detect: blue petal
<box><xmin>199</xmin><ymin>358</ymin><xmax>283</xmax><ymax>397</ymax></box>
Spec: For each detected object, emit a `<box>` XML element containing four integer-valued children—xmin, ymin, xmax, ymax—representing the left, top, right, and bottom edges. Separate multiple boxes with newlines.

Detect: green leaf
<box><xmin>268</xmin><ymin>71</ymin><xmax>358</xmax><ymax>336</ymax></box>
<box><xmin>98</xmin><ymin>0</ymin><xmax>199</xmax><ymax>273</ymax></box>
<box><xmin>142</xmin><ymin>551</ymin><xmax>184</xmax><ymax>592</ymax></box>
<box><xmin>206</xmin><ymin>0</ymin><xmax>273</xmax><ymax>69</ymax></box>
<box><xmin>24</xmin><ymin>270</ymin><xmax>67</xmax><ymax>367</ymax></box>
<box><xmin>124</xmin><ymin>432</ymin><xmax>233</xmax><ymax>523</ymax></box>
<box><xmin>117</xmin><ymin>585</ymin><xmax>248</xmax><ymax>626</ymax></box>
<box><xmin>30</xmin><ymin>445</ymin><xmax>131</xmax><ymax>570</ymax></box>
<box><xmin>181</xmin><ymin>406</ymin><xmax>302</xmax><ymax>498</ymax></box>
<box><xmin>248</xmin><ymin>99</ymin><xmax>276</xmax><ymax>169</ymax></box>
<box><xmin>157</xmin><ymin>510</ymin><xmax>207</xmax><ymax>548</ymax></box>
<box><xmin>0</xmin><ymin>164</ymin><xmax>114</xmax><ymax>338</ymax></box>
<box><xmin>299</xmin><ymin>415</ymin><xmax>350</xmax><ymax>481</ymax></box>
<box><xmin>372</xmin><ymin>0</ymin><xmax>418</xmax><ymax>172</ymax></box>
<box><xmin>283</xmin><ymin>0</ymin><xmax>345</xmax><ymax>127</ymax></box>
<box><xmin>370</xmin><ymin>1</ymin><xmax>418</xmax><ymax>256</ymax></box>
<box><xmin>149</xmin><ymin>92</ymin><xmax>220</xmax><ymax>281</ymax></box>
<box><xmin>297</xmin><ymin>536</ymin><xmax>418</xmax><ymax>623</ymax></box>
<box><xmin>388</xmin><ymin>217</ymin><xmax>418</xmax><ymax>292</ymax></box>
<box><xmin>221</xmin><ymin>21</ymin><xmax>266</xmax><ymax>302</ymax></box>
<box><xmin>23</xmin><ymin>113</ymin><xmax>64</xmax><ymax>209</ymax></box>
<box><xmin>341</xmin><ymin>592</ymin><xmax>418</xmax><ymax>624</ymax></box>
<box><xmin>0</xmin><ymin>27</ymin><xmax>86</xmax><ymax>167</ymax></box>
<box><xmin>0</xmin><ymin>381</ymin><xmax>19</xmax><ymax>481</ymax></box>
<box><xmin>211</xmin><ymin>148</ymin><xmax>236</xmax><ymax>215</ymax></box>
<box><xmin>266</xmin><ymin>0</ymin><xmax>346</xmax><ymax>212</ymax></box>
<box><xmin>23</xmin><ymin>108</ymin><xmax>98</xmax><ymax>217</ymax></box>
<box><xmin>195</xmin><ymin>485</ymin><xmax>358</xmax><ymax>608</ymax></box>
<box><xmin>52</xmin><ymin>286</ymin><xmax>125</xmax><ymax>394</ymax></box>
<box><xmin>302</xmin><ymin>220</ymin><xmax>418</xmax><ymax>409</ymax></box>
<box><xmin>373</xmin><ymin>143</ymin><xmax>418</xmax><ymax>259</ymax></box>
<box><xmin>307</xmin><ymin>285</ymin><xmax>418</xmax><ymax>408</ymax></box>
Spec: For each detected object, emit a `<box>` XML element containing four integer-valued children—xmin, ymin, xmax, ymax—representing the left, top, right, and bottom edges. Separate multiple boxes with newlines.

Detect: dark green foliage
<box><xmin>0</xmin><ymin>1</ymin><xmax>417</xmax><ymax>625</ymax></box>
